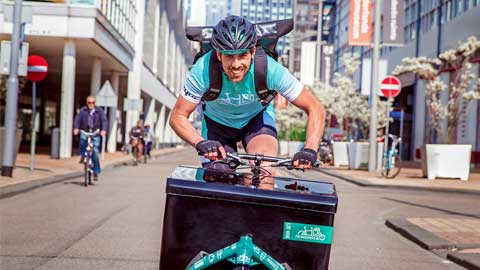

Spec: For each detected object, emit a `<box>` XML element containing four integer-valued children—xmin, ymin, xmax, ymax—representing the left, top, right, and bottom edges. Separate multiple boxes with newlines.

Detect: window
<box><xmin>463</xmin><ymin>0</ymin><xmax>469</xmax><ymax>10</ymax></box>
<box><xmin>452</xmin><ymin>0</ymin><xmax>460</xmax><ymax>17</ymax></box>
<box><xmin>429</xmin><ymin>10</ymin><xmax>436</xmax><ymax>30</ymax></box>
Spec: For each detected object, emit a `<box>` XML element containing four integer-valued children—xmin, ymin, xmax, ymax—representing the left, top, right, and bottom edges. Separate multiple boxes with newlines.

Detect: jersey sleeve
<box><xmin>181</xmin><ymin>52</ymin><xmax>211</xmax><ymax>104</ymax></box>
<box><xmin>266</xmin><ymin>56</ymin><xmax>304</xmax><ymax>102</ymax></box>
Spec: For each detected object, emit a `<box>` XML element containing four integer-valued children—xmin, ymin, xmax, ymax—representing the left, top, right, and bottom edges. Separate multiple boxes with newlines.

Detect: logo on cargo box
<box><xmin>283</xmin><ymin>222</ymin><xmax>333</xmax><ymax>244</ymax></box>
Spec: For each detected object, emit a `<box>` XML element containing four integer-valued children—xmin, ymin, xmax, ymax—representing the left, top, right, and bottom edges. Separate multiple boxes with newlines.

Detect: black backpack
<box><xmin>185</xmin><ymin>19</ymin><xmax>293</xmax><ymax>106</ymax></box>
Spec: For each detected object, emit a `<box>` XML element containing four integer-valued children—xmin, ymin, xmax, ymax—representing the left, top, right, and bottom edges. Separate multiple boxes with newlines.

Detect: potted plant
<box><xmin>393</xmin><ymin>36</ymin><xmax>480</xmax><ymax>180</ymax></box>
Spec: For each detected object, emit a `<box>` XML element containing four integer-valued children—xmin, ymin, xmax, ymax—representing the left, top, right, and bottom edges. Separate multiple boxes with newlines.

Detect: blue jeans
<box><xmin>79</xmin><ymin>132</ymin><xmax>101</xmax><ymax>174</ymax></box>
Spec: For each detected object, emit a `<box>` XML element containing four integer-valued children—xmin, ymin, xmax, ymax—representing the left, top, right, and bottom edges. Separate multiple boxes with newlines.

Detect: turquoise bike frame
<box><xmin>188</xmin><ymin>235</ymin><xmax>286</xmax><ymax>270</ymax></box>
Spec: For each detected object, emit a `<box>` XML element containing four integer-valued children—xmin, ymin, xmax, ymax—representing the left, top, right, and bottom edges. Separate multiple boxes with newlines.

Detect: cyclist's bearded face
<box><xmin>217</xmin><ymin>48</ymin><xmax>255</xmax><ymax>83</ymax></box>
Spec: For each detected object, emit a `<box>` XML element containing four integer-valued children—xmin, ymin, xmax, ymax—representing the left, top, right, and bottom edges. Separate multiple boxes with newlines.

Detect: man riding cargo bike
<box><xmin>163</xmin><ymin>16</ymin><xmax>337</xmax><ymax>270</ymax></box>
<box><xmin>169</xmin><ymin>15</ymin><xmax>326</xmax><ymax>183</ymax></box>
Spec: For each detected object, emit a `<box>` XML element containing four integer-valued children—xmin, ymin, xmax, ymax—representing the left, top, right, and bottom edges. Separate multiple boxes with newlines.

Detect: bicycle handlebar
<box><xmin>225</xmin><ymin>152</ymin><xmax>320</xmax><ymax>170</ymax></box>
<box><xmin>80</xmin><ymin>129</ymin><xmax>100</xmax><ymax>136</ymax></box>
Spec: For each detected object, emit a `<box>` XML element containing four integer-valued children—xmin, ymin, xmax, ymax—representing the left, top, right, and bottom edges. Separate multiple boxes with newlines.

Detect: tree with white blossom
<box><xmin>311</xmin><ymin>53</ymin><xmax>392</xmax><ymax>139</ymax></box>
<box><xmin>393</xmin><ymin>36</ymin><xmax>480</xmax><ymax>143</ymax></box>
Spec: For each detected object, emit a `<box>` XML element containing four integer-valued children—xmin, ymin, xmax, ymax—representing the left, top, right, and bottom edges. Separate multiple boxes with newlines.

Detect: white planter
<box><xmin>426</xmin><ymin>144</ymin><xmax>472</xmax><ymax>181</ymax></box>
<box><xmin>278</xmin><ymin>140</ymin><xmax>289</xmax><ymax>156</ymax></box>
<box><xmin>333</xmin><ymin>142</ymin><xmax>349</xmax><ymax>167</ymax></box>
<box><xmin>348</xmin><ymin>142</ymin><xmax>369</xmax><ymax>169</ymax></box>
<box><xmin>287</xmin><ymin>141</ymin><xmax>305</xmax><ymax>157</ymax></box>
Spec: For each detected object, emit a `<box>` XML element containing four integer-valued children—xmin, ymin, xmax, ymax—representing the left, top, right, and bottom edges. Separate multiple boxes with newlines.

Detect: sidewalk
<box><xmin>316</xmin><ymin>164</ymin><xmax>480</xmax><ymax>270</ymax></box>
<box><xmin>0</xmin><ymin>146</ymin><xmax>188</xmax><ymax>199</ymax></box>
<box><xmin>317</xmin><ymin>163</ymin><xmax>480</xmax><ymax>194</ymax></box>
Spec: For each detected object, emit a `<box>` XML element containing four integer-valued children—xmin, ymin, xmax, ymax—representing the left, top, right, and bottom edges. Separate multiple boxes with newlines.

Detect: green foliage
<box><xmin>289</xmin><ymin>124</ymin><xmax>307</xmax><ymax>141</ymax></box>
<box><xmin>277</xmin><ymin>129</ymin><xmax>287</xmax><ymax>140</ymax></box>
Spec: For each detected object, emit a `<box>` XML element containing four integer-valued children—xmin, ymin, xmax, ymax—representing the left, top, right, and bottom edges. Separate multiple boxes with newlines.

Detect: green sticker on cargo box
<box><xmin>283</xmin><ymin>222</ymin><xmax>333</xmax><ymax>244</ymax></box>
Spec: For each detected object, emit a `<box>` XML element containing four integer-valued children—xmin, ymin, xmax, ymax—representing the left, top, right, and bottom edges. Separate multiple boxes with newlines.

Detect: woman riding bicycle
<box><xmin>129</xmin><ymin>120</ymin><xmax>145</xmax><ymax>164</ymax></box>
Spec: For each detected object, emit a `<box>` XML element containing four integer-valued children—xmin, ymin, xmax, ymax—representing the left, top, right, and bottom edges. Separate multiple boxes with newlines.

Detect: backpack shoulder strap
<box><xmin>254</xmin><ymin>47</ymin><xmax>277</xmax><ymax>106</ymax></box>
<box><xmin>202</xmin><ymin>51</ymin><xmax>223</xmax><ymax>101</ymax></box>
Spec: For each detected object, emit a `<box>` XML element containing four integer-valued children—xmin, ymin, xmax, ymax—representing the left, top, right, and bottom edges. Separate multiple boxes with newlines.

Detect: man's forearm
<box><xmin>304</xmin><ymin>103</ymin><xmax>326</xmax><ymax>151</ymax></box>
<box><xmin>169</xmin><ymin>114</ymin><xmax>204</xmax><ymax>147</ymax></box>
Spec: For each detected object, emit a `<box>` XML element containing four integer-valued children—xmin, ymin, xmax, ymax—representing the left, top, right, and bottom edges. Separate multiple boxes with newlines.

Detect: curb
<box><xmin>385</xmin><ymin>218</ymin><xmax>455</xmax><ymax>250</ymax></box>
<box><xmin>385</xmin><ymin>218</ymin><xmax>480</xmax><ymax>270</ymax></box>
<box><xmin>447</xmin><ymin>253</ymin><xmax>480</xmax><ymax>270</ymax></box>
<box><xmin>0</xmin><ymin>147</ymin><xmax>189</xmax><ymax>200</ymax></box>
<box><xmin>316</xmin><ymin>168</ymin><xmax>480</xmax><ymax>195</ymax></box>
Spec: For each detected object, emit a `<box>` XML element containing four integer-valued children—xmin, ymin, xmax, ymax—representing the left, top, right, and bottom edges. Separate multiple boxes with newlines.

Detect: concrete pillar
<box><xmin>413</xmin><ymin>80</ymin><xmax>426</xmax><ymax>159</ymax></box>
<box><xmin>59</xmin><ymin>39</ymin><xmax>76</xmax><ymax>158</ymax></box>
<box><xmin>164</xmin><ymin>111</ymin><xmax>172</xmax><ymax>143</ymax></box>
<box><xmin>169</xmin><ymin>31</ymin><xmax>176</xmax><ymax>91</ymax></box>
<box><xmin>90</xmin><ymin>57</ymin><xmax>102</xmax><ymax>95</ymax></box>
<box><xmin>126</xmin><ymin>0</ymin><xmax>146</xmax><ymax>143</ymax></box>
<box><xmin>162</xmin><ymin>22</ymin><xmax>170</xmax><ymax>86</ymax></box>
<box><xmin>144</xmin><ymin>99</ymin><xmax>156</xmax><ymax>126</ymax></box>
<box><xmin>176</xmin><ymin>47</ymin><xmax>181</xmax><ymax>94</ymax></box>
<box><xmin>155</xmin><ymin>105</ymin><xmax>166</xmax><ymax>145</ymax></box>
<box><xmin>107</xmin><ymin>71</ymin><xmax>120</xmax><ymax>153</ymax></box>
<box><xmin>152</xmin><ymin>1</ymin><xmax>160</xmax><ymax>74</ymax></box>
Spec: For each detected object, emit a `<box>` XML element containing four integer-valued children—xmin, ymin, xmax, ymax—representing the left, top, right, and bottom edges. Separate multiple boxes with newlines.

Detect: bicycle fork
<box><xmin>188</xmin><ymin>235</ymin><xmax>287</xmax><ymax>270</ymax></box>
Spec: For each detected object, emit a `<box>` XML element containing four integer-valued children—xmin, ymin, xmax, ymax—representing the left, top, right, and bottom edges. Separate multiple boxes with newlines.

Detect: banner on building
<box><xmin>383</xmin><ymin>0</ymin><xmax>405</xmax><ymax>46</ymax></box>
<box><xmin>348</xmin><ymin>0</ymin><xmax>373</xmax><ymax>46</ymax></box>
<box><xmin>300</xmin><ymin>41</ymin><xmax>316</xmax><ymax>86</ymax></box>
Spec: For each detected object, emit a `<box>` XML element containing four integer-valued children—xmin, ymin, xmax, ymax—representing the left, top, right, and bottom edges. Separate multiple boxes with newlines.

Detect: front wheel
<box><xmin>132</xmin><ymin>147</ymin><xmax>138</xmax><ymax>166</ymax></box>
<box><xmin>382</xmin><ymin>155</ymin><xmax>401</xmax><ymax>178</ymax></box>
<box><xmin>84</xmin><ymin>160</ymin><xmax>89</xmax><ymax>187</ymax></box>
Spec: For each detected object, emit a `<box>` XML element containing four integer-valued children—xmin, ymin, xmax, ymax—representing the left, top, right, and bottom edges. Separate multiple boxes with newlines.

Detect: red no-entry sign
<box><xmin>27</xmin><ymin>55</ymin><xmax>48</xmax><ymax>82</ymax></box>
<box><xmin>380</xmin><ymin>75</ymin><xmax>401</xmax><ymax>98</ymax></box>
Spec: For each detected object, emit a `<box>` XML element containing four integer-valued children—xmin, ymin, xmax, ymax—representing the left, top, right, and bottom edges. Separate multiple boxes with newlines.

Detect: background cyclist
<box><xmin>143</xmin><ymin>124</ymin><xmax>154</xmax><ymax>159</ymax></box>
<box><xmin>129</xmin><ymin>120</ymin><xmax>145</xmax><ymax>162</ymax></box>
<box><xmin>169</xmin><ymin>16</ymin><xmax>326</xmax><ymax>188</ymax></box>
<box><xmin>73</xmin><ymin>96</ymin><xmax>108</xmax><ymax>181</ymax></box>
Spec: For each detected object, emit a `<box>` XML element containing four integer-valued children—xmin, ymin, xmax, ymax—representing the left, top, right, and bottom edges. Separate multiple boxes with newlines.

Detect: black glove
<box><xmin>293</xmin><ymin>148</ymin><xmax>317</xmax><ymax>166</ymax></box>
<box><xmin>195</xmin><ymin>140</ymin><xmax>223</xmax><ymax>156</ymax></box>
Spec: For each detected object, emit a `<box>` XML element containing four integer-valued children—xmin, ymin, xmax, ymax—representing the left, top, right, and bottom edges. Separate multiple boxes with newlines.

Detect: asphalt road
<box><xmin>1</xmin><ymin>148</ymin><xmax>478</xmax><ymax>270</ymax></box>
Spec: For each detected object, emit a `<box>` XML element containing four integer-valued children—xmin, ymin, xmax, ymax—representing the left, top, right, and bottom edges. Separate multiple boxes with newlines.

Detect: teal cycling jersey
<box><xmin>181</xmin><ymin>51</ymin><xmax>304</xmax><ymax>129</ymax></box>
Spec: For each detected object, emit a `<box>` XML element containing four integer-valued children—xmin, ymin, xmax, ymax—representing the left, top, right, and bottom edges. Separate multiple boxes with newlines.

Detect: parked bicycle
<box><xmin>80</xmin><ymin>129</ymin><xmax>100</xmax><ymax>187</ymax></box>
<box><xmin>318</xmin><ymin>139</ymin><xmax>333</xmax><ymax>166</ymax></box>
<box><xmin>381</xmin><ymin>134</ymin><xmax>402</xmax><ymax>178</ymax></box>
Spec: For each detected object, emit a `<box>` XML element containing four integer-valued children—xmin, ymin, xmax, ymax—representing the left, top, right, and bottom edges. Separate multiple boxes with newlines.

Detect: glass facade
<box><xmin>33</xmin><ymin>0</ymin><xmax>137</xmax><ymax>47</ymax></box>
<box><xmin>239</xmin><ymin>0</ymin><xmax>293</xmax><ymax>54</ymax></box>
<box><xmin>97</xmin><ymin>0</ymin><xmax>137</xmax><ymax>47</ymax></box>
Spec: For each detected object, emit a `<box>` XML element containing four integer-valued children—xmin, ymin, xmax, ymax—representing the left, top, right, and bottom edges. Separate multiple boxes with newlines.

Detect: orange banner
<box><xmin>349</xmin><ymin>0</ymin><xmax>373</xmax><ymax>46</ymax></box>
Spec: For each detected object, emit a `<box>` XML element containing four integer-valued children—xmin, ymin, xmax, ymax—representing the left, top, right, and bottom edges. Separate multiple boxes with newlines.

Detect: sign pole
<box><xmin>102</xmin><ymin>106</ymin><xmax>107</xmax><ymax>160</ymax></box>
<box><xmin>383</xmin><ymin>98</ymin><xmax>392</xmax><ymax>168</ymax></box>
<box><xmin>1</xmin><ymin>0</ymin><xmax>23</xmax><ymax>177</ymax></box>
<box><xmin>368</xmin><ymin>0</ymin><xmax>382</xmax><ymax>172</ymax></box>
<box><xmin>30</xmin><ymin>82</ymin><xmax>37</xmax><ymax>171</ymax></box>
<box><xmin>26</xmin><ymin>55</ymin><xmax>48</xmax><ymax>169</ymax></box>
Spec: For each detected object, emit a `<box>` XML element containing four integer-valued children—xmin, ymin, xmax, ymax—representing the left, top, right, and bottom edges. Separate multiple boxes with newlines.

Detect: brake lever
<box><xmin>225</xmin><ymin>152</ymin><xmax>246</xmax><ymax>169</ymax></box>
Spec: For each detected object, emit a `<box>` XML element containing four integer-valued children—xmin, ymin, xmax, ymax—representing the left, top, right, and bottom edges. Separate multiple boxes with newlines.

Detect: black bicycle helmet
<box><xmin>211</xmin><ymin>15</ymin><xmax>257</xmax><ymax>54</ymax></box>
